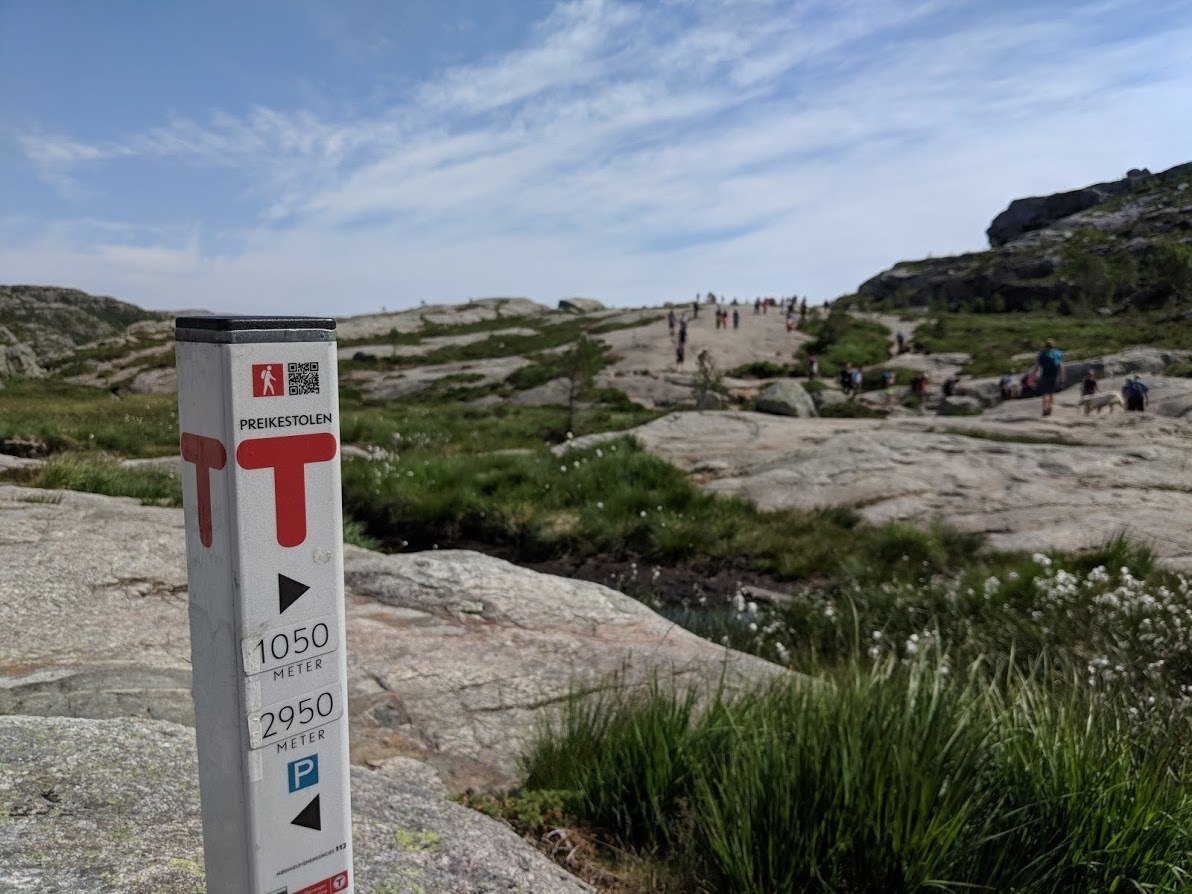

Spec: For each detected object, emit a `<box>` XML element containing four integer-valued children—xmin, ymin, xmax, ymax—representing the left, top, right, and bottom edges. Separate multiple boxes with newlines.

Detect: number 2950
<box><xmin>248</xmin><ymin>685</ymin><xmax>342</xmax><ymax>749</ymax></box>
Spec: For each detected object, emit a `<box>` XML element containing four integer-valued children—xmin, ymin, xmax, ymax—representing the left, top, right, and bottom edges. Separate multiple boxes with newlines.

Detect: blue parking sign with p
<box><xmin>287</xmin><ymin>754</ymin><xmax>319</xmax><ymax>793</ymax></box>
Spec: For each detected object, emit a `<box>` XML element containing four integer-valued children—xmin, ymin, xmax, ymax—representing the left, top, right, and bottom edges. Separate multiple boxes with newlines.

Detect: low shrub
<box><xmin>728</xmin><ymin>360</ymin><xmax>799</xmax><ymax>379</ymax></box>
<box><xmin>818</xmin><ymin>401</ymin><xmax>884</xmax><ymax>418</ymax></box>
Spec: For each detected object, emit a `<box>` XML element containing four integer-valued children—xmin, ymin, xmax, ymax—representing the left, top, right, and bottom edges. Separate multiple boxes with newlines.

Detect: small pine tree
<box><xmin>561</xmin><ymin>335</ymin><xmax>604</xmax><ymax>436</ymax></box>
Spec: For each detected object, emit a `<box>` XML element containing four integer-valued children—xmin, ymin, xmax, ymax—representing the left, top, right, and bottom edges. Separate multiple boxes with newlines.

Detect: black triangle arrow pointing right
<box><xmin>278</xmin><ymin>573</ymin><xmax>311</xmax><ymax>615</ymax></box>
<box><xmin>291</xmin><ymin>794</ymin><xmax>321</xmax><ymax>831</ymax></box>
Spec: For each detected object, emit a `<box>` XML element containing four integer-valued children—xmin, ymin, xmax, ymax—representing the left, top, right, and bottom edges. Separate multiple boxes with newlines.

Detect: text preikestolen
<box><xmin>239</xmin><ymin>413</ymin><xmax>333</xmax><ymax>431</ymax></box>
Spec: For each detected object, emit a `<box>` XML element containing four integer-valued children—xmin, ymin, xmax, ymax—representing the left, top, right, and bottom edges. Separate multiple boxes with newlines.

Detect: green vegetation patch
<box><xmin>728</xmin><ymin>360</ymin><xmax>800</xmax><ymax>379</ymax></box>
<box><xmin>0</xmin><ymin>380</ymin><xmax>178</xmax><ymax>457</ymax></box>
<box><xmin>796</xmin><ymin>307</ymin><xmax>890</xmax><ymax>375</ymax></box>
<box><xmin>916</xmin><ymin>310</ymin><xmax>1192</xmax><ymax>376</ymax></box>
<box><xmin>18</xmin><ymin>454</ymin><xmax>182</xmax><ymax>505</ymax></box>
<box><xmin>342</xmin><ymin>437</ymin><xmax>986</xmax><ymax>580</ymax></box>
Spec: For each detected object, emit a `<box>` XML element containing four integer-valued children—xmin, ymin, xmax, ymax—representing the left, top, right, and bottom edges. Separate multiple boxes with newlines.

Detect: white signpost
<box><xmin>176</xmin><ymin>316</ymin><xmax>354</xmax><ymax>894</ymax></box>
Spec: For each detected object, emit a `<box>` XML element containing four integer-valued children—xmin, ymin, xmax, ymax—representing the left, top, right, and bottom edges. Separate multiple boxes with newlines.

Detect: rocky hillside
<box><xmin>850</xmin><ymin>161</ymin><xmax>1192</xmax><ymax>313</ymax></box>
<box><xmin>0</xmin><ymin>285</ymin><xmax>168</xmax><ymax>378</ymax></box>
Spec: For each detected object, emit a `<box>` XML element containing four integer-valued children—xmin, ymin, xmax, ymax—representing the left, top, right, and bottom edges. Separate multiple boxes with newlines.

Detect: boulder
<box><xmin>756</xmin><ymin>381</ymin><xmax>817</xmax><ymax>417</ymax></box>
<box><xmin>811</xmin><ymin>387</ymin><xmax>849</xmax><ymax>410</ymax></box>
<box><xmin>597</xmin><ymin>371</ymin><xmax>693</xmax><ymax>409</ymax></box>
<box><xmin>694</xmin><ymin>391</ymin><xmax>725</xmax><ymax>410</ymax></box>
<box><xmin>0</xmin><ymin>342</ymin><xmax>46</xmax><ymax>378</ymax></box>
<box><xmin>953</xmin><ymin>378</ymin><xmax>1003</xmax><ymax>408</ymax></box>
<box><xmin>1062</xmin><ymin>348</ymin><xmax>1192</xmax><ymax>389</ymax></box>
<box><xmin>937</xmin><ymin>395</ymin><xmax>983</xmax><ymax>416</ymax></box>
<box><xmin>0</xmin><ymin>485</ymin><xmax>781</xmax><ymax>792</ymax></box>
<box><xmin>557</xmin><ymin>297</ymin><xmax>605</xmax><ymax>314</ymax></box>
<box><xmin>0</xmin><ymin>714</ymin><xmax>593</xmax><ymax>893</ymax></box>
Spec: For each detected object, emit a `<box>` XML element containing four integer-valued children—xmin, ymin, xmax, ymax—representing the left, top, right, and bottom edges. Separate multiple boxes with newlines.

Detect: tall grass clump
<box><xmin>27</xmin><ymin>454</ymin><xmax>182</xmax><ymax>505</ymax></box>
<box><xmin>520</xmin><ymin>656</ymin><xmax>1192</xmax><ymax>893</ymax></box>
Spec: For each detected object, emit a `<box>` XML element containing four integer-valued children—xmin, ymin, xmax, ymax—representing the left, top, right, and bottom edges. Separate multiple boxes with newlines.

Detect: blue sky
<box><xmin>2</xmin><ymin>0</ymin><xmax>1191</xmax><ymax>315</ymax></box>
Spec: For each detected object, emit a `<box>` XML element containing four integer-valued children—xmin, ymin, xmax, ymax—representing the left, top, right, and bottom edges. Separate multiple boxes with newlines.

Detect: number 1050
<box><xmin>241</xmin><ymin>616</ymin><xmax>338</xmax><ymax>676</ymax></box>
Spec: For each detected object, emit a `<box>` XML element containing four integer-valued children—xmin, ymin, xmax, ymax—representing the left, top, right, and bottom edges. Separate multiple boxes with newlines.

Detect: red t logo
<box><xmin>236</xmin><ymin>433</ymin><xmax>338</xmax><ymax>547</ymax></box>
<box><xmin>252</xmin><ymin>363</ymin><xmax>284</xmax><ymax>397</ymax></box>
<box><xmin>180</xmin><ymin>433</ymin><xmax>227</xmax><ymax>548</ymax></box>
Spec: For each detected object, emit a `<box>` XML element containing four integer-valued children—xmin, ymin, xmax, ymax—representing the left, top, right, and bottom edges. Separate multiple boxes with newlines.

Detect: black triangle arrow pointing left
<box><xmin>278</xmin><ymin>574</ymin><xmax>311</xmax><ymax>615</ymax></box>
<box><xmin>291</xmin><ymin>794</ymin><xmax>321</xmax><ymax>831</ymax></box>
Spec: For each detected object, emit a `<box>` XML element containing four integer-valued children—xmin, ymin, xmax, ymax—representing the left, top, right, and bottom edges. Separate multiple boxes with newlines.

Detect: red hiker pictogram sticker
<box><xmin>293</xmin><ymin>870</ymin><xmax>349</xmax><ymax>894</ymax></box>
<box><xmin>252</xmin><ymin>363</ymin><xmax>285</xmax><ymax>397</ymax></box>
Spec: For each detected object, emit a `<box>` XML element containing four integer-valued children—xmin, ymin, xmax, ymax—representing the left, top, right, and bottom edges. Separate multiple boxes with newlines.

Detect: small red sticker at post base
<box><xmin>253</xmin><ymin>363</ymin><xmax>285</xmax><ymax>397</ymax></box>
<box><xmin>293</xmin><ymin>870</ymin><xmax>349</xmax><ymax>894</ymax></box>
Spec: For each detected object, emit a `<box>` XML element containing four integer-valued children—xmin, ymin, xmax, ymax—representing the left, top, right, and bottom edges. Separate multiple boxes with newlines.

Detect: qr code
<box><xmin>287</xmin><ymin>361</ymin><xmax>320</xmax><ymax>395</ymax></box>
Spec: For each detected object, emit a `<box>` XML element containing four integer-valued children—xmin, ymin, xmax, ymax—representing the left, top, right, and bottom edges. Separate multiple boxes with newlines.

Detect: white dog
<box><xmin>1079</xmin><ymin>392</ymin><xmax>1125</xmax><ymax>414</ymax></box>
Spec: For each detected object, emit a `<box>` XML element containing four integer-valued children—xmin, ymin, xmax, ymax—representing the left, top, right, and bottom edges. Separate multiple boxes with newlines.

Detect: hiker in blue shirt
<box><xmin>1032</xmin><ymin>337</ymin><xmax>1065</xmax><ymax>416</ymax></box>
<box><xmin>1123</xmin><ymin>373</ymin><xmax>1149</xmax><ymax>412</ymax></box>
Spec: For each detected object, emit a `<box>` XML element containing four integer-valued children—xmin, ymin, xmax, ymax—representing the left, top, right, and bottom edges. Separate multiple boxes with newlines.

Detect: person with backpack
<box><xmin>1032</xmin><ymin>337</ymin><xmax>1064</xmax><ymax>416</ymax></box>
<box><xmin>850</xmin><ymin>367</ymin><xmax>863</xmax><ymax>398</ymax></box>
<box><xmin>807</xmin><ymin>354</ymin><xmax>818</xmax><ymax>381</ymax></box>
<box><xmin>1123</xmin><ymin>374</ymin><xmax>1149</xmax><ymax>411</ymax></box>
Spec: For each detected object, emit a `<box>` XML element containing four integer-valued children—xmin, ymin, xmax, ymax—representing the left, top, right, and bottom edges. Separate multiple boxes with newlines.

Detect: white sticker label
<box><xmin>248</xmin><ymin>685</ymin><xmax>343</xmax><ymax>750</ymax></box>
<box><xmin>242</xmin><ymin>616</ymin><xmax>339</xmax><ymax>677</ymax></box>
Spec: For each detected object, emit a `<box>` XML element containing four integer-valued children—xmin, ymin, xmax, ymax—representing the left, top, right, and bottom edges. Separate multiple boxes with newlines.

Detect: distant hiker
<box><xmin>762</xmin><ymin>299</ymin><xmax>767</xmax><ymax>315</ymax></box>
<box><xmin>754</xmin><ymin>297</ymin><xmax>761</xmax><ymax>315</ymax></box>
<box><xmin>799</xmin><ymin>299</ymin><xmax>808</xmax><ymax>322</ymax></box>
<box><xmin>840</xmin><ymin>364</ymin><xmax>853</xmax><ymax>391</ymax></box>
<box><xmin>1032</xmin><ymin>337</ymin><xmax>1065</xmax><ymax>417</ymax></box>
<box><xmin>732</xmin><ymin>308</ymin><xmax>740</xmax><ymax>330</ymax></box>
<box><xmin>1123</xmin><ymin>373</ymin><xmax>1149</xmax><ymax>411</ymax></box>
<box><xmin>943</xmin><ymin>375</ymin><xmax>959</xmax><ymax>398</ymax></box>
<box><xmin>851</xmin><ymin>367</ymin><xmax>863</xmax><ymax>398</ymax></box>
<box><xmin>896</xmin><ymin>331</ymin><xmax>906</xmax><ymax>354</ymax></box>
<box><xmin>693</xmin><ymin>300</ymin><xmax>699</xmax><ymax>319</ymax></box>
<box><xmin>999</xmin><ymin>371</ymin><xmax>1014</xmax><ymax>401</ymax></box>
<box><xmin>676</xmin><ymin>342</ymin><xmax>686</xmax><ymax>365</ymax></box>
<box><xmin>667</xmin><ymin>309</ymin><xmax>676</xmax><ymax>337</ymax></box>
<box><xmin>1081</xmin><ymin>370</ymin><xmax>1099</xmax><ymax>397</ymax></box>
<box><xmin>785</xmin><ymin>313</ymin><xmax>794</xmax><ymax>333</ymax></box>
<box><xmin>881</xmin><ymin>369</ymin><xmax>895</xmax><ymax>406</ymax></box>
<box><xmin>714</xmin><ymin>308</ymin><xmax>721</xmax><ymax>330</ymax></box>
<box><xmin>679</xmin><ymin>315</ymin><xmax>688</xmax><ymax>344</ymax></box>
<box><xmin>807</xmin><ymin>354</ymin><xmax>818</xmax><ymax>380</ymax></box>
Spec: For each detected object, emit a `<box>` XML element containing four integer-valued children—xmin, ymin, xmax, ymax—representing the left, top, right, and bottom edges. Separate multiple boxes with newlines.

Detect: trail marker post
<box><xmin>176</xmin><ymin>316</ymin><xmax>354</xmax><ymax>894</ymax></box>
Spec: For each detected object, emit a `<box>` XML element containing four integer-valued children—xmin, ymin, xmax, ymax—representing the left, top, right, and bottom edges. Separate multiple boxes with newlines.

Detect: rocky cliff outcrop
<box><xmin>0</xmin><ymin>285</ymin><xmax>166</xmax><ymax>370</ymax></box>
<box><xmin>987</xmin><ymin>163</ymin><xmax>1192</xmax><ymax>247</ymax></box>
<box><xmin>853</xmin><ymin>161</ymin><xmax>1192</xmax><ymax>313</ymax></box>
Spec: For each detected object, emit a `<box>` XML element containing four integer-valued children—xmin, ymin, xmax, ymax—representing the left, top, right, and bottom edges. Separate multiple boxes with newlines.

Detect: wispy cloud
<box><xmin>7</xmin><ymin>0</ymin><xmax>1192</xmax><ymax>313</ymax></box>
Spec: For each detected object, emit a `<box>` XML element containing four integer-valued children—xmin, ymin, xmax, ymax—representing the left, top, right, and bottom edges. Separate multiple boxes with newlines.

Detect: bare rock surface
<box><xmin>595</xmin><ymin>408</ymin><xmax>1192</xmax><ymax>567</ymax></box>
<box><xmin>338</xmin><ymin>327</ymin><xmax>540</xmax><ymax>361</ymax></box>
<box><xmin>337</xmin><ymin>298</ymin><xmax>552</xmax><ymax>342</ymax></box>
<box><xmin>0</xmin><ymin>485</ymin><xmax>779</xmax><ymax>792</ymax></box>
<box><xmin>558</xmin><ymin>297</ymin><xmax>605</xmax><ymax>313</ymax></box>
<box><xmin>0</xmin><ymin>715</ymin><xmax>592</xmax><ymax>893</ymax></box>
